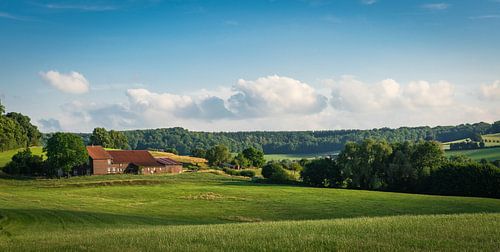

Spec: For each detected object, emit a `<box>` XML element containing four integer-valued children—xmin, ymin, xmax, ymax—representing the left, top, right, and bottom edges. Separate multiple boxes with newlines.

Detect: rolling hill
<box><xmin>0</xmin><ymin>173</ymin><xmax>499</xmax><ymax>251</ymax></box>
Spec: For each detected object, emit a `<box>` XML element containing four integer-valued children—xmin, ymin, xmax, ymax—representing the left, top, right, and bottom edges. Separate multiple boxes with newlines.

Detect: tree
<box><xmin>411</xmin><ymin>141</ymin><xmax>444</xmax><ymax>178</ymax></box>
<box><xmin>242</xmin><ymin>147</ymin><xmax>265</xmax><ymax>168</ymax></box>
<box><xmin>4</xmin><ymin>148</ymin><xmax>44</xmax><ymax>176</ymax></box>
<box><xmin>191</xmin><ymin>148</ymin><xmax>206</xmax><ymax>158</ymax></box>
<box><xmin>6</xmin><ymin>112</ymin><xmax>41</xmax><ymax>147</ymax></box>
<box><xmin>90</xmin><ymin>128</ymin><xmax>112</xmax><ymax>147</ymax></box>
<box><xmin>109</xmin><ymin>130</ymin><xmax>129</xmax><ymax>149</ymax></box>
<box><xmin>0</xmin><ymin>116</ymin><xmax>28</xmax><ymax>151</ymax></box>
<box><xmin>301</xmin><ymin>158</ymin><xmax>341</xmax><ymax>187</ymax></box>
<box><xmin>232</xmin><ymin>153</ymin><xmax>250</xmax><ymax>169</ymax></box>
<box><xmin>262</xmin><ymin>162</ymin><xmax>292</xmax><ymax>182</ymax></box>
<box><xmin>44</xmin><ymin>133</ymin><xmax>88</xmax><ymax>177</ymax></box>
<box><xmin>205</xmin><ymin>145</ymin><xmax>231</xmax><ymax>166</ymax></box>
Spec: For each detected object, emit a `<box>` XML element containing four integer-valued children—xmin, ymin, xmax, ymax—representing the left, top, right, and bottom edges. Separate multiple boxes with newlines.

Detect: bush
<box><xmin>301</xmin><ymin>158</ymin><xmax>341</xmax><ymax>187</ymax></box>
<box><xmin>262</xmin><ymin>162</ymin><xmax>293</xmax><ymax>182</ymax></box>
<box><xmin>239</xmin><ymin>170</ymin><xmax>256</xmax><ymax>177</ymax></box>
<box><xmin>4</xmin><ymin>148</ymin><xmax>44</xmax><ymax>176</ymax></box>
<box><xmin>425</xmin><ymin>162</ymin><xmax>500</xmax><ymax>198</ymax></box>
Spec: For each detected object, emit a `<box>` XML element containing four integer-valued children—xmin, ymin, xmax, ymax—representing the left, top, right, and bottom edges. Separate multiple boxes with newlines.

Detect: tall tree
<box><xmin>205</xmin><ymin>144</ymin><xmax>231</xmax><ymax>166</ymax></box>
<box><xmin>242</xmin><ymin>147</ymin><xmax>265</xmax><ymax>168</ymax></box>
<box><xmin>6</xmin><ymin>112</ymin><xmax>41</xmax><ymax>146</ymax></box>
<box><xmin>109</xmin><ymin>130</ymin><xmax>129</xmax><ymax>149</ymax></box>
<box><xmin>90</xmin><ymin>128</ymin><xmax>112</xmax><ymax>147</ymax></box>
<box><xmin>44</xmin><ymin>132</ymin><xmax>88</xmax><ymax>176</ymax></box>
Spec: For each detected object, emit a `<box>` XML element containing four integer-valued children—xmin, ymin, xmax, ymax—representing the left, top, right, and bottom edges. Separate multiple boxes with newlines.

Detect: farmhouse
<box><xmin>86</xmin><ymin>146</ymin><xmax>183</xmax><ymax>175</ymax></box>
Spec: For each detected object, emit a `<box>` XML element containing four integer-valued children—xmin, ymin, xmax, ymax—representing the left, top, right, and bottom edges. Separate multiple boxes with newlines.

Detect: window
<box><xmin>107</xmin><ymin>168</ymin><xmax>111</xmax><ymax>173</ymax></box>
<box><xmin>107</xmin><ymin>159</ymin><xmax>111</xmax><ymax>165</ymax></box>
<box><xmin>112</xmin><ymin>167</ymin><xmax>116</xmax><ymax>173</ymax></box>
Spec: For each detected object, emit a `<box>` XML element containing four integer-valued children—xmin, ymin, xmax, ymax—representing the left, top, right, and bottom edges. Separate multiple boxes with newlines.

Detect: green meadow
<box><xmin>0</xmin><ymin>146</ymin><xmax>44</xmax><ymax>168</ymax></box>
<box><xmin>1</xmin><ymin>172</ymin><xmax>499</xmax><ymax>251</ymax></box>
<box><xmin>445</xmin><ymin>146</ymin><xmax>500</xmax><ymax>161</ymax></box>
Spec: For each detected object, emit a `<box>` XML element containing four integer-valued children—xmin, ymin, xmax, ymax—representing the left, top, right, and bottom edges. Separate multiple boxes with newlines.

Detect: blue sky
<box><xmin>0</xmin><ymin>0</ymin><xmax>499</xmax><ymax>132</ymax></box>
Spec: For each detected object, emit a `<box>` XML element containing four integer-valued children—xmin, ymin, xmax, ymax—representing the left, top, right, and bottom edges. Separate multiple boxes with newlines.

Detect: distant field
<box><xmin>264</xmin><ymin>152</ymin><xmax>337</xmax><ymax>161</ymax></box>
<box><xmin>0</xmin><ymin>146</ymin><xmax>44</xmax><ymax>168</ymax></box>
<box><xmin>445</xmin><ymin>146</ymin><xmax>500</xmax><ymax>161</ymax></box>
<box><xmin>149</xmin><ymin>151</ymin><xmax>208</xmax><ymax>166</ymax></box>
<box><xmin>0</xmin><ymin>172</ymin><xmax>499</xmax><ymax>251</ymax></box>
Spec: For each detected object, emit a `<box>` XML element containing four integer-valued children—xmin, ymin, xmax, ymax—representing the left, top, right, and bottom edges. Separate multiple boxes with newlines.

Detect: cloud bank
<box><xmin>36</xmin><ymin>75</ymin><xmax>500</xmax><ymax>132</ymax></box>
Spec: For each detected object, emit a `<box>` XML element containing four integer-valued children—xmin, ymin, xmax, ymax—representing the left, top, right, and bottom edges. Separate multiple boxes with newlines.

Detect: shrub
<box><xmin>301</xmin><ymin>158</ymin><xmax>341</xmax><ymax>187</ymax></box>
<box><xmin>262</xmin><ymin>162</ymin><xmax>293</xmax><ymax>182</ymax></box>
<box><xmin>4</xmin><ymin>148</ymin><xmax>44</xmax><ymax>176</ymax></box>
<box><xmin>239</xmin><ymin>170</ymin><xmax>256</xmax><ymax>178</ymax></box>
<box><xmin>425</xmin><ymin>162</ymin><xmax>500</xmax><ymax>198</ymax></box>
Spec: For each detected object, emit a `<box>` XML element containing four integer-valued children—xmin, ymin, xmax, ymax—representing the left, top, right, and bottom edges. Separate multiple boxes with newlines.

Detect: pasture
<box><xmin>1</xmin><ymin>172</ymin><xmax>499</xmax><ymax>251</ymax></box>
<box><xmin>0</xmin><ymin>146</ymin><xmax>44</xmax><ymax>168</ymax></box>
<box><xmin>445</xmin><ymin>146</ymin><xmax>500</xmax><ymax>161</ymax></box>
<box><xmin>264</xmin><ymin>152</ymin><xmax>337</xmax><ymax>161</ymax></box>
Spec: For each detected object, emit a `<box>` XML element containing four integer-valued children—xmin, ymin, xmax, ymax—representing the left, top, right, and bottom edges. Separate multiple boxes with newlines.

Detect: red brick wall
<box><xmin>92</xmin><ymin>159</ymin><xmax>111</xmax><ymax>175</ymax></box>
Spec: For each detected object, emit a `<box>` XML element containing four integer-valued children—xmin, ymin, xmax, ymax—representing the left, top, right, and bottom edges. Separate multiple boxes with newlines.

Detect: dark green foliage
<box><xmin>426</xmin><ymin>162</ymin><xmax>500</xmax><ymax>198</ymax></box>
<box><xmin>191</xmin><ymin>148</ymin><xmax>206</xmax><ymax>158</ymax></box>
<box><xmin>3</xmin><ymin>148</ymin><xmax>44</xmax><ymax>176</ymax></box>
<box><xmin>90</xmin><ymin>128</ymin><xmax>129</xmax><ymax>149</ymax></box>
<box><xmin>222</xmin><ymin>168</ymin><xmax>256</xmax><ymax>177</ymax></box>
<box><xmin>239</xmin><ymin>170</ymin><xmax>256</xmax><ymax>177</ymax></box>
<box><xmin>262</xmin><ymin>162</ymin><xmax>293</xmax><ymax>182</ymax></box>
<box><xmin>44</xmin><ymin>133</ymin><xmax>88</xmax><ymax>176</ymax></box>
<box><xmin>205</xmin><ymin>145</ymin><xmax>231</xmax><ymax>167</ymax></box>
<box><xmin>301</xmin><ymin>158</ymin><xmax>341</xmax><ymax>187</ymax></box>
<box><xmin>242</xmin><ymin>147</ymin><xmax>265</xmax><ymax>167</ymax></box>
<box><xmin>0</xmin><ymin>116</ymin><xmax>28</xmax><ymax>151</ymax></box>
<box><xmin>232</xmin><ymin>153</ymin><xmax>250</xmax><ymax>168</ymax></box>
<box><xmin>109</xmin><ymin>130</ymin><xmax>129</xmax><ymax>150</ymax></box>
<box><xmin>118</xmin><ymin>121</ymin><xmax>500</xmax><ymax>155</ymax></box>
<box><xmin>5</xmin><ymin>112</ymin><xmax>41</xmax><ymax>147</ymax></box>
<box><xmin>337</xmin><ymin>139</ymin><xmax>392</xmax><ymax>190</ymax></box>
<box><xmin>90</xmin><ymin>127</ymin><xmax>111</xmax><ymax>147</ymax></box>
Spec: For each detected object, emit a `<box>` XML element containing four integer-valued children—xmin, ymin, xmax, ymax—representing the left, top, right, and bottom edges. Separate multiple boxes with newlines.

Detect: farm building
<box><xmin>86</xmin><ymin>146</ymin><xmax>183</xmax><ymax>175</ymax></box>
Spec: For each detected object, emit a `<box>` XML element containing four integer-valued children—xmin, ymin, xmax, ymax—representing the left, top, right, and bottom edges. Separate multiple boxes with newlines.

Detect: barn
<box><xmin>86</xmin><ymin>146</ymin><xmax>183</xmax><ymax>175</ymax></box>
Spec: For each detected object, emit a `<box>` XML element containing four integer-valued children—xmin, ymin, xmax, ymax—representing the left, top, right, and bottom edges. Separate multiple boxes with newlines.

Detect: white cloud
<box><xmin>37</xmin><ymin>75</ymin><xmax>500</xmax><ymax>132</ymax></box>
<box><xmin>421</xmin><ymin>3</ymin><xmax>450</xmax><ymax>11</ymax></box>
<box><xmin>330</xmin><ymin>76</ymin><xmax>455</xmax><ymax>112</ymax></box>
<box><xmin>228</xmin><ymin>75</ymin><xmax>328</xmax><ymax>117</ymax></box>
<box><xmin>479</xmin><ymin>81</ymin><xmax>500</xmax><ymax>101</ymax></box>
<box><xmin>40</xmin><ymin>70</ymin><xmax>90</xmax><ymax>94</ymax></box>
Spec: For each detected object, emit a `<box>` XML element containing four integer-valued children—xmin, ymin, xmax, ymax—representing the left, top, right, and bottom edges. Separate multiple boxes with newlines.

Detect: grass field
<box><xmin>264</xmin><ymin>152</ymin><xmax>337</xmax><ymax>161</ymax></box>
<box><xmin>1</xmin><ymin>172</ymin><xmax>499</xmax><ymax>251</ymax></box>
<box><xmin>445</xmin><ymin>146</ymin><xmax>500</xmax><ymax>161</ymax></box>
<box><xmin>0</xmin><ymin>146</ymin><xmax>44</xmax><ymax>168</ymax></box>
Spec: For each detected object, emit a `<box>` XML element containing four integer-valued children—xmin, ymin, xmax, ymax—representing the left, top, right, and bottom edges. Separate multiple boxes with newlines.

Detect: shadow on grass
<box><xmin>0</xmin><ymin>208</ymin><xmax>199</xmax><ymax>230</ymax></box>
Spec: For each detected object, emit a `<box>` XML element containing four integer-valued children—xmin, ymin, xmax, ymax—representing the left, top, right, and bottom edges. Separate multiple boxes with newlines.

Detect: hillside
<box><xmin>0</xmin><ymin>173</ymin><xmax>499</xmax><ymax>251</ymax></box>
<box><xmin>445</xmin><ymin>146</ymin><xmax>500</xmax><ymax>161</ymax></box>
<box><xmin>0</xmin><ymin>146</ymin><xmax>44</xmax><ymax>168</ymax></box>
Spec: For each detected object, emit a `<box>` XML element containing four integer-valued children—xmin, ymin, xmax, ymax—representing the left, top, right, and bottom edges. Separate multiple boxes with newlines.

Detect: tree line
<box><xmin>294</xmin><ymin>139</ymin><xmax>500</xmax><ymax>198</ymax></box>
<box><xmin>67</xmin><ymin>121</ymin><xmax>500</xmax><ymax>155</ymax></box>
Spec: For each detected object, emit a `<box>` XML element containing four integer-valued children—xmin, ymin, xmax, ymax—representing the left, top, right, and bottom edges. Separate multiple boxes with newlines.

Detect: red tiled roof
<box><xmin>156</xmin><ymin>157</ymin><xmax>181</xmax><ymax>165</ymax></box>
<box><xmin>86</xmin><ymin>146</ymin><xmax>112</xmax><ymax>160</ymax></box>
<box><xmin>107</xmin><ymin>150</ymin><xmax>161</xmax><ymax>167</ymax></box>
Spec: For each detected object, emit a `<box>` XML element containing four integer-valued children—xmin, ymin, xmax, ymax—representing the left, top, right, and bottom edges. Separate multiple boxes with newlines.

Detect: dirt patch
<box><xmin>219</xmin><ymin>215</ymin><xmax>262</xmax><ymax>223</ymax></box>
<box><xmin>180</xmin><ymin>192</ymin><xmax>245</xmax><ymax>201</ymax></box>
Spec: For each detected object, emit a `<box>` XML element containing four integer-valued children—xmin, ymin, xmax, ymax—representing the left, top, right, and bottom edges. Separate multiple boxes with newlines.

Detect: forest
<box><xmin>72</xmin><ymin>121</ymin><xmax>500</xmax><ymax>155</ymax></box>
